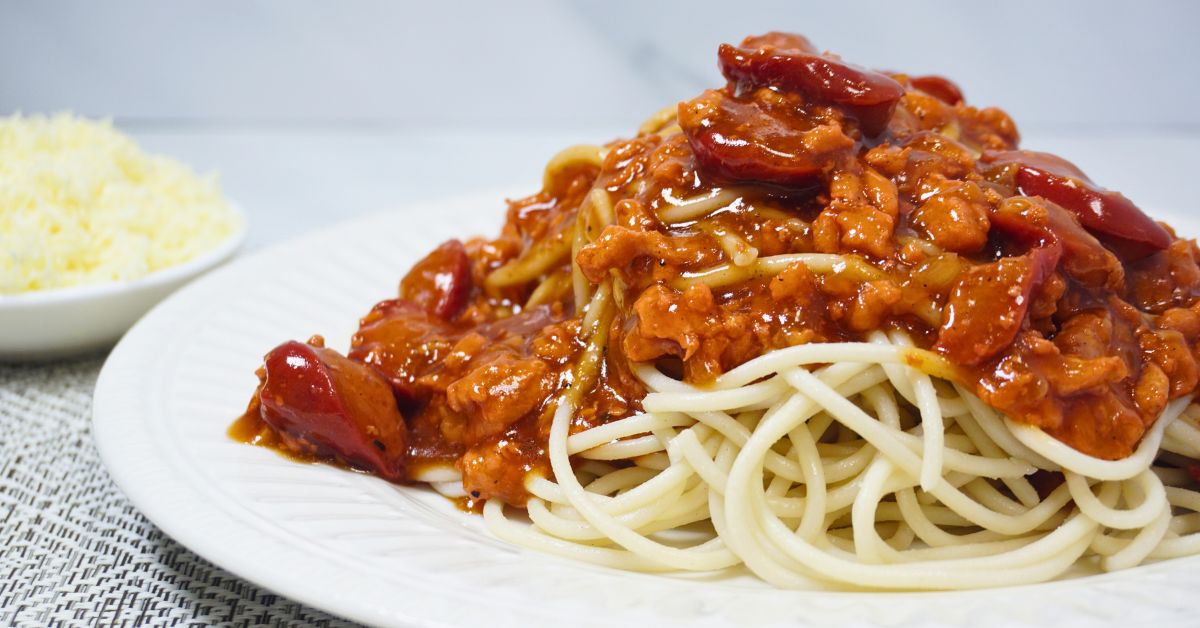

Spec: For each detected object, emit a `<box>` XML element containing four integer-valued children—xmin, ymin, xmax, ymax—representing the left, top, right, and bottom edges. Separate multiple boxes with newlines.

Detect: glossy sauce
<box><xmin>234</xmin><ymin>33</ymin><xmax>1200</xmax><ymax>505</ymax></box>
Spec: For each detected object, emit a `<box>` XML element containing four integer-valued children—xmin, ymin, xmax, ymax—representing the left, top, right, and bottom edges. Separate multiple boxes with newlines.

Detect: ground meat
<box><xmin>935</xmin><ymin>253</ymin><xmax>1048</xmax><ymax>365</ymax></box>
<box><xmin>622</xmin><ymin>282</ymin><xmax>754</xmax><ymax>383</ymax></box>
<box><xmin>459</xmin><ymin>433</ymin><xmax>545</xmax><ymax>505</ymax></box>
<box><xmin>1054</xmin><ymin>310</ymin><xmax>1115</xmax><ymax>359</ymax></box>
<box><xmin>909</xmin><ymin>180</ymin><xmax>991</xmax><ymax>254</ymax></box>
<box><xmin>624</xmin><ymin>263</ymin><xmax>833</xmax><ymax>381</ymax></box>
<box><xmin>1139</xmin><ymin>328</ymin><xmax>1199</xmax><ymax>397</ymax></box>
<box><xmin>1127</xmin><ymin>239</ymin><xmax>1200</xmax><ymax>313</ymax></box>
<box><xmin>446</xmin><ymin>355</ymin><xmax>555</xmax><ymax>444</ymax></box>
<box><xmin>1158</xmin><ymin>306</ymin><xmax>1200</xmax><ymax>339</ymax></box>
<box><xmin>1045</xmin><ymin>355</ymin><xmax>1128</xmax><ymax>396</ymax></box>
<box><xmin>576</xmin><ymin>225</ymin><xmax>722</xmax><ymax>286</ymax></box>
<box><xmin>845</xmin><ymin>280</ymin><xmax>903</xmax><ymax>332</ymax></box>
<box><xmin>812</xmin><ymin>205</ymin><xmax>895</xmax><ymax>259</ymax></box>
<box><xmin>1051</xmin><ymin>393</ymin><xmax>1146</xmax><ymax>461</ymax></box>
<box><xmin>1134</xmin><ymin>363</ymin><xmax>1170</xmax><ymax>420</ymax></box>
<box><xmin>957</xmin><ymin>105</ymin><xmax>1020</xmax><ymax>150</ymax></box>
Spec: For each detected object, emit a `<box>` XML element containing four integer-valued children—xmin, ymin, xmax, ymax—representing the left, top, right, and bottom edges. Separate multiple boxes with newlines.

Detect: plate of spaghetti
<box><xmin>95</xmin><ymin>33</ymin><xmax>1200</xmax><ymax>626</ymax></box>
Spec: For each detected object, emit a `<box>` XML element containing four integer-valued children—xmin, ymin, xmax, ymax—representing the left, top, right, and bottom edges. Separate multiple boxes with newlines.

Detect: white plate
<box><xmin>0</xmin><ymin>205</ymin><xmax>246</xmax><ymax>361</ymax></box>
<box><xmin>94</xmin><ymin>190</ymin><xmax>1200</xmax><ymax>627</ymax></box>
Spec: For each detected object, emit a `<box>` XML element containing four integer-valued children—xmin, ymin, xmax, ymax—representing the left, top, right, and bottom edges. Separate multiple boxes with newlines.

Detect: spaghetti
<box><xmin>483</xmin><ymin>338</ymin><xmax>1200</xmax><ymax>588</ymax></box>
<box><xmin>231</xmin><ymin>32</ymin><xmax>1200</xmax><ymax>590</ymax></box>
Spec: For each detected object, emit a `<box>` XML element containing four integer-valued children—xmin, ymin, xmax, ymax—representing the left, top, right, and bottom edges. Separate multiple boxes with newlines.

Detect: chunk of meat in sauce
<box><xmin>678</xmin><ymin>88</ymin><xmax>855</xmax><ymax>188</ymax></box>
<box><xmin>350</xmin><ymin>298</ymin><xmax>460</xmax><ymax>405</ymax></box>
<box><xmin>447</xmin><ymin>355</ymin><xmax>556</xmax><ymax>443</ymax></box>
<box><xmin>459</xmin><ymin>434</ymin><xmax>545</xmax><ymax>506</ymax></box>
<box><xmin>812</xmin><ymin>203</ymin><xmax>896</xmax><ymax>259</ymax></box>
<box><xmin>976</xmin><ymin>330</ymin><xmax>1146</xmax><ymax>459</ymax></box>
<box><xmin>354</xmin><ymin>302</ymin><xmax>573</xmax><ymax>412</ymax></box>
<box><xmin>935</xmin><ymin>249</ymin><xmax>1056</xmax><ymax>366</ymax></box>
<box><xmin>1052</xmin><ymin>392</ymin><xmax>1147</xmax><ymax>461</ymax></box>
<box><xmin>908</xmin><ymin>75</ymin><xmax>964</xmax><ymax>106</ymax></box>
<box><xmin>970</xmin><ymin>301</ymin><xmax>1195</xmax><ymax>459</ymax></box>
<box><xmin>624</xmin><ymin>263</ymin><xmax>837</xmax><ymax>381</ymax></box>
<box><xmin>1126</xmin><ymin>239</ymin><xmax>1200</xmax><ymax>313</ymax></box>
<box><xmin>909</xmin><ymin>181</ymin><xmax>991</xmax><ymax>254</ymax></box>
<box><xmin>576</xmin><ymin>224</ymin><xmax>723</xmax><ymax>287</ymax></box>
<box><xmin>1139</xmin><ymin>327</ymin><xmax>1199</xmax><ymax>399</ymax></box>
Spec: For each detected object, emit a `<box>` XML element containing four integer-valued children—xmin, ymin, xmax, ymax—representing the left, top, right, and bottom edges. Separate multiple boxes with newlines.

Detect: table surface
<box><xmin>2</xmin><ymin>125</ymin><xmax>1198</xmax><ymax>627</ymax></box>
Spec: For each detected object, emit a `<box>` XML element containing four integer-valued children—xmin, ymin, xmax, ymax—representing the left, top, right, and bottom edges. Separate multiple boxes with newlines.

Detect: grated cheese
<box><xmin>0</xmin><ymin>113</ymin><xmax>242</xmax><ymax>294</ymax></box>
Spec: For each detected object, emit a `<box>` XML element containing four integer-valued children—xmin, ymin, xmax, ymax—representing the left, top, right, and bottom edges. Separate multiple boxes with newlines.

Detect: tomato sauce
<box><xmin>234</xmin><ymin>32</ymin><xmax>1200</xmax><ymax>504</ymax></box>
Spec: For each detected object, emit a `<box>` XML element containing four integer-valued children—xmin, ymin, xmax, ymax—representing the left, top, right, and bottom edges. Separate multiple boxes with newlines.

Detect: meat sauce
<box><xmin>233</xmin><ymin>32</ymin><xmax>1200</xmax><ymax>504</ymax></box>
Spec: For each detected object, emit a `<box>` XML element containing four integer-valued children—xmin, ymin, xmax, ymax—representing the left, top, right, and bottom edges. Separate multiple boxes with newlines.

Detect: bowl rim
<box><xmin>0</xmin><ymin>204</ymin><xmax>248</xmax><ymax>308</ymax></box>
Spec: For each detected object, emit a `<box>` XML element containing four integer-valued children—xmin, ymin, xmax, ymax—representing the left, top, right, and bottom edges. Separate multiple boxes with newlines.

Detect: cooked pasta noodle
<box><xmin>470</xmin><ymin>335</ymin><xmax>1198</xmax><ymax>589</ymax></box>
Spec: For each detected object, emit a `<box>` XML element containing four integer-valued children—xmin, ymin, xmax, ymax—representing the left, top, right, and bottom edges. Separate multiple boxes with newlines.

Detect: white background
<box><xmin>2</xmin><ymin>0</ymin><xmax>1198</xmax><ymax>249</ymax></box>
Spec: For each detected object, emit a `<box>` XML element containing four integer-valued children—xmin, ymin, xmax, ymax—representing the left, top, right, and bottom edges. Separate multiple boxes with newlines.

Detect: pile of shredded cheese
<box><xmin>0</xmin><ymin>113</ymin><xmax>242</xmax><ymax>294</ymax></box>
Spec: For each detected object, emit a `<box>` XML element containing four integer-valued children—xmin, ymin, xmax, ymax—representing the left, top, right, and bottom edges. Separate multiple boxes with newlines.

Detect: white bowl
<box><xmin>0</xmin><ymin>207</ymin><xmax>247</xmax><ymax>361</ymax></box>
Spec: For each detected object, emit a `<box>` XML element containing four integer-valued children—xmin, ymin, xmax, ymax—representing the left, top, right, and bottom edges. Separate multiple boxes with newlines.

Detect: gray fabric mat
<box><xmin>0</xmin><ymin>357</ymin><xmax>358</xmax><ymax>627</ymax></box>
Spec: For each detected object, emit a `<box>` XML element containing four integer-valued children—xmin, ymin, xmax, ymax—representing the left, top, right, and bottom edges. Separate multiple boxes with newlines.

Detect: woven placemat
<box><xmin>0</xmin><ymin>357</ymin><xmax>358</xmax><ymax>627</ymax></box>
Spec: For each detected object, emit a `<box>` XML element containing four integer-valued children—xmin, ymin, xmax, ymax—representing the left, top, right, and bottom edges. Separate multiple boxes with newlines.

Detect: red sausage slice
<box><xmin>989</xmin><ymin>197</ymin><xmax>1123</xmax><ymax>290</ymax></box>
<box><xmin>985</xmin><ymin>150</ymin><xmax>1171</xmax><ymax>260</ymax></box>
<box><xmin>259</xmin><ymin>340</ymin><xmax>408</xmax><ymax>480</ymax></box>
<box><xmin>718</xmin><ymin>37</ymin><xmax>904</xmax><ymax>136</ymax></box>
<box><xmin>400</xmin><ymin>239</ymin><xmax>472</xmax><ymax>320</ymax></box>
